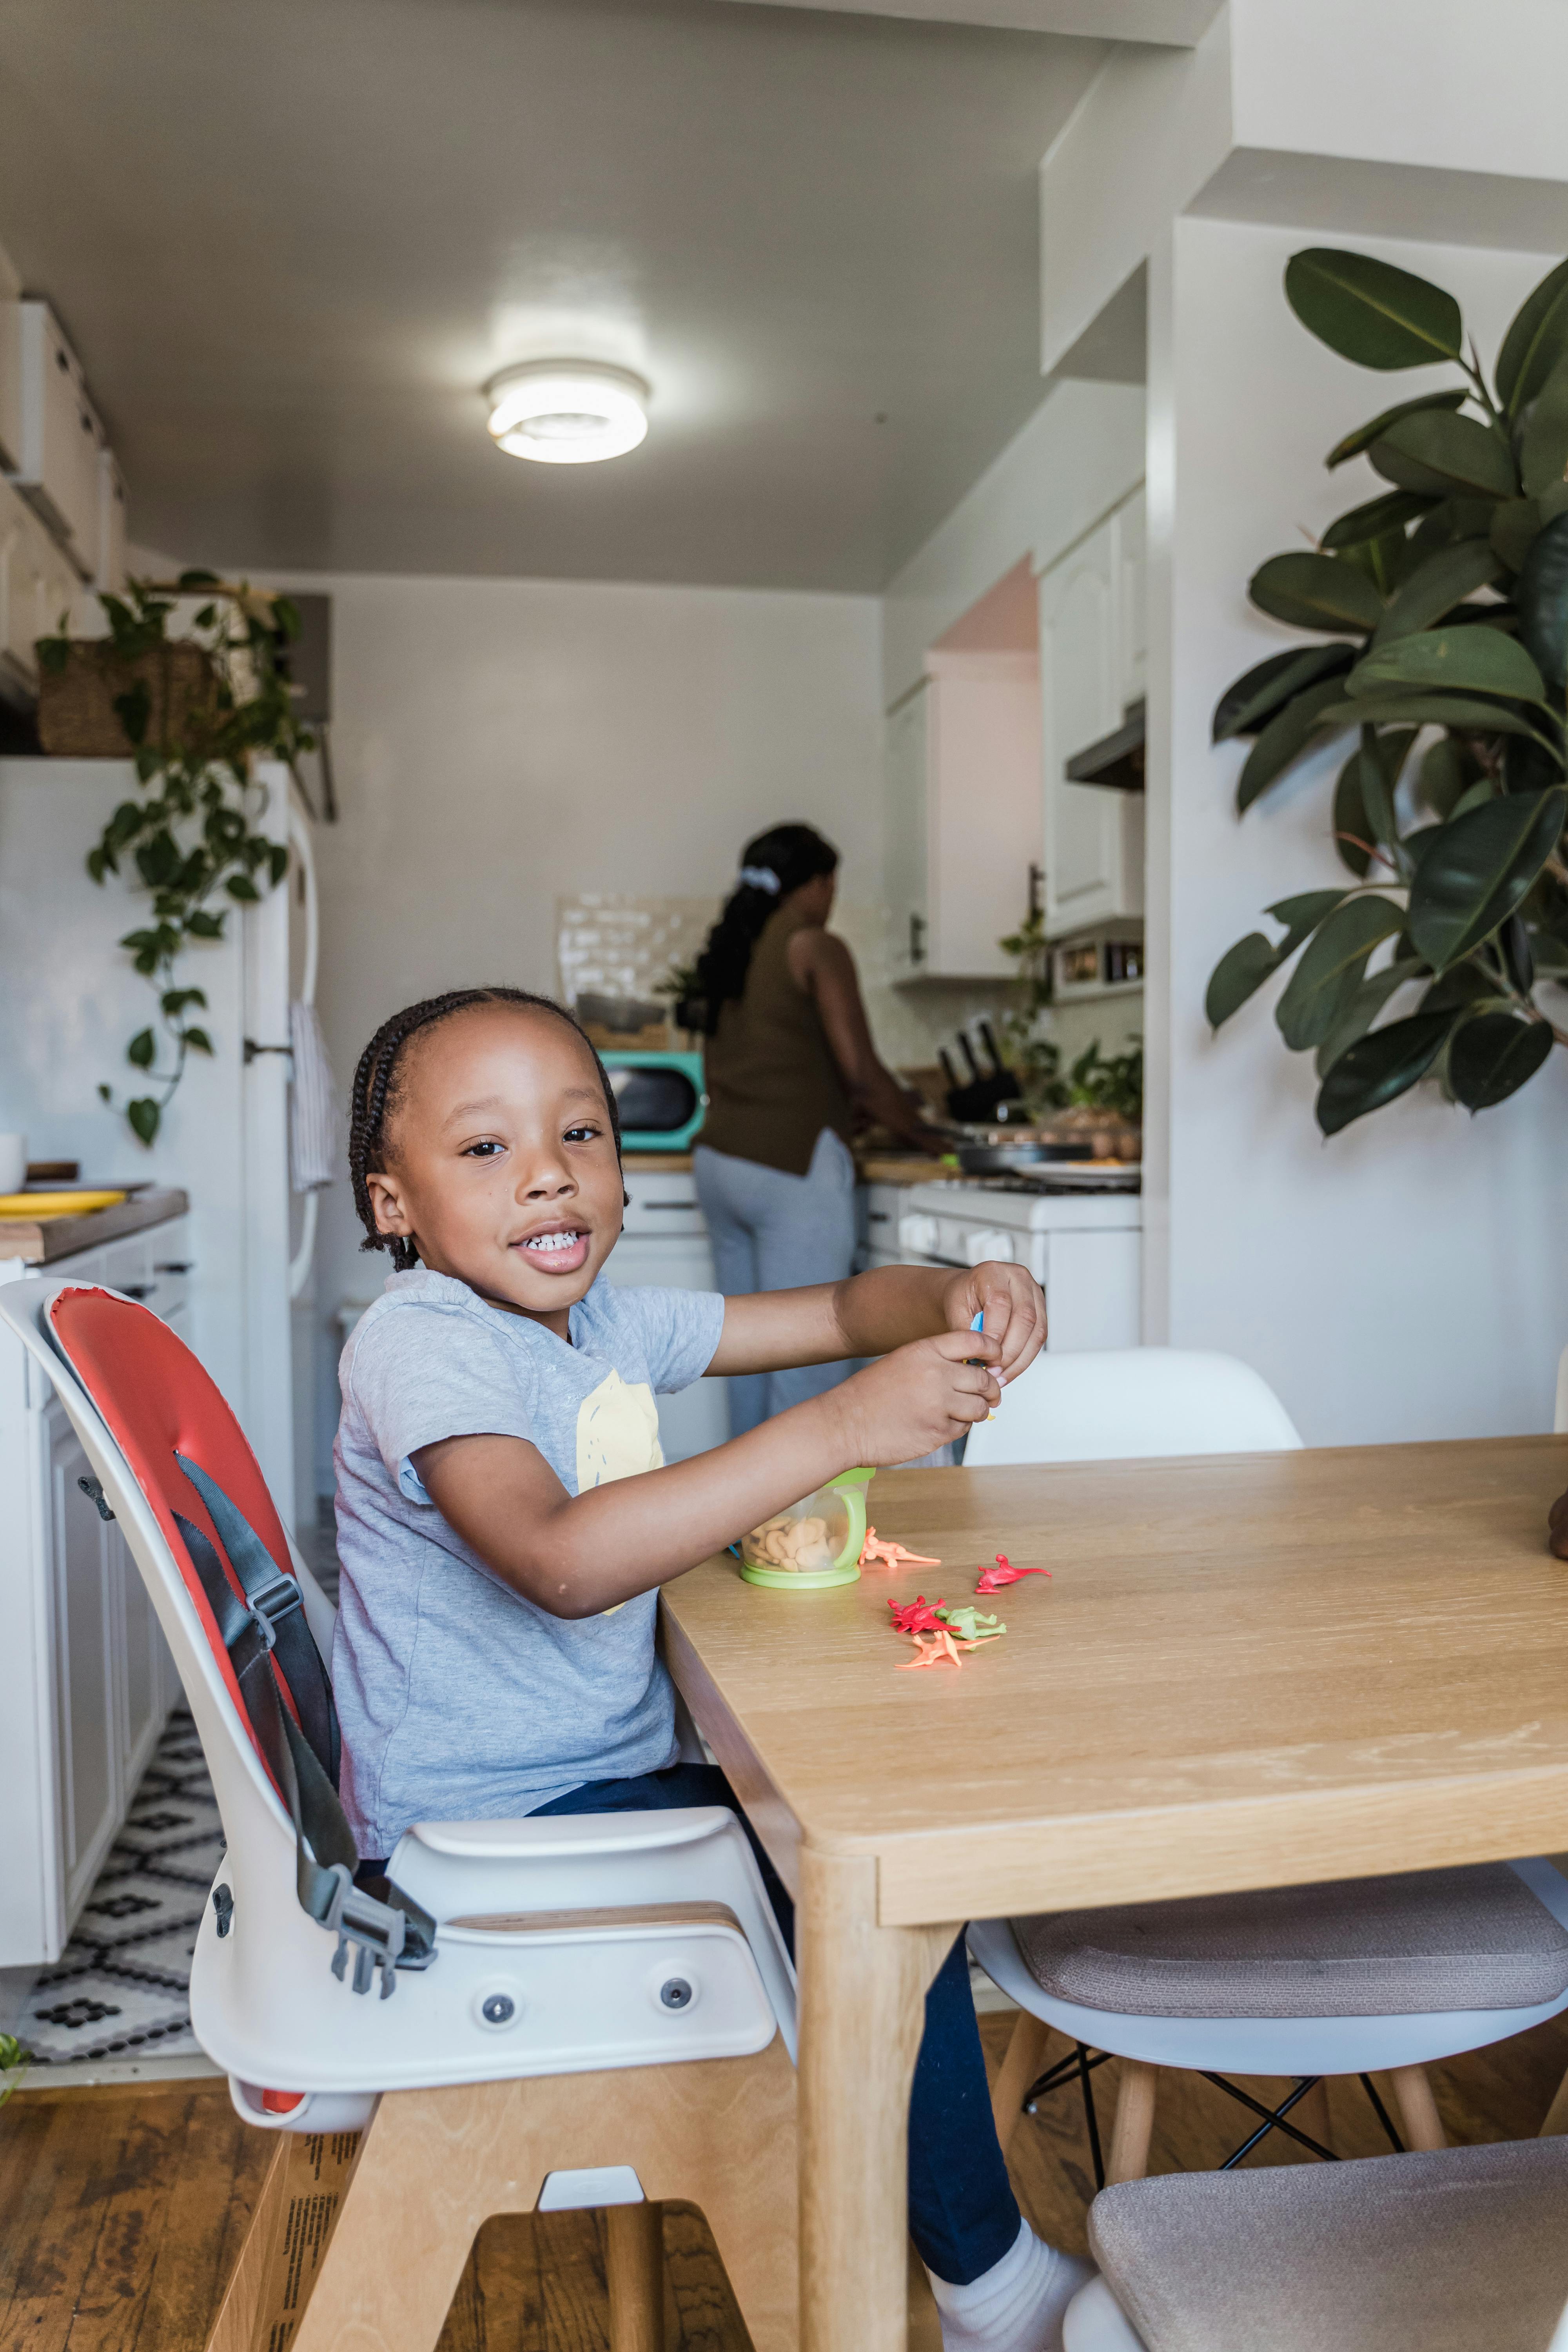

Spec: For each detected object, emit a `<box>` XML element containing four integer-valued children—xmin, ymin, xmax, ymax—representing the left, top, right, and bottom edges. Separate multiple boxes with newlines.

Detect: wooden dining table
<box><xmin>658</xmin><ymin>1437</ymin><xmax>1568</xmax><ymax>2352</ymax></box>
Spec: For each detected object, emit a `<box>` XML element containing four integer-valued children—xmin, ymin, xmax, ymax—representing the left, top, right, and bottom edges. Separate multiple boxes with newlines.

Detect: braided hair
<box><xmin>348</xmin><ymin>986</ymin><xmax>623</xmax><ymax>1272</ymax></box>
<box><xmin>684</xmin><ymin>822</ymin><xmax>839</xmax><ymax>1036</ymax></box>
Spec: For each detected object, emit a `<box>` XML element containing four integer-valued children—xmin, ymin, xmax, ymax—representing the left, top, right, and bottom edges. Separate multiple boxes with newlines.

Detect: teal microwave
<box><xmin>600</xmin><ymin>1051</ymin><xmax>708</xmax><ymax>1151</ymax></box>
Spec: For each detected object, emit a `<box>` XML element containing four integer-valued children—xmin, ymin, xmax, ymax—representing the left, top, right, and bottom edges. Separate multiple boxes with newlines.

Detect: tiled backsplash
<box><xmin>555</xmin><ymin>890</ymin><xmax>1140</xmax><ymax>1080</ymax></box>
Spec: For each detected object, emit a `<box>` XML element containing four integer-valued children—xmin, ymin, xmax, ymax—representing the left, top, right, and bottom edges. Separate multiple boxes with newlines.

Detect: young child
<box><xmin>334</xmin><ymin>984</ymin><xmax>1090</xmax><ymax>2352</ymax></box>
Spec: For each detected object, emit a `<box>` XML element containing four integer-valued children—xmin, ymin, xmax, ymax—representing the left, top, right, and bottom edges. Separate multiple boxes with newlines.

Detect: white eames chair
<box><xmin>965</xmin><ymin>1346</ymin><xmax>1568</xmax><ymax>2187</ymax></box>
<box><xmin>1</xmin><ymin>1278</ymin><xmax>797</xmax><ymax>2352</ymax></box>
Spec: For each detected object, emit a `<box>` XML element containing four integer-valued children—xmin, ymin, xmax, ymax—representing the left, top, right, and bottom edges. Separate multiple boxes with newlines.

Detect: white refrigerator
<box><xmin>0</xmin><ymin>755</ymin><xmax>314</xmax><ymax>1530</ymax></box>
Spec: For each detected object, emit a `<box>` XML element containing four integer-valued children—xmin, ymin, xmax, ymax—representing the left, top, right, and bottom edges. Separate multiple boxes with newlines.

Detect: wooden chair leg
<box><xmin>989</xmin><ymin>2011</ymin><xmax>1054</xmax><ymax>2158</ymax></box>
<box><xmin>1293</xmin><ymin>2078</ymin><xmax>1332</xmax><ymax>2156</ymax></box>
<box><xmin>1540</xmin><ymin>2062</ymin><xmax>1568</xmax><ymax>2138</ymax></box>
<box><xmin>1389</xmin><ymin>2065</ymin><xmax>1446</xmax><ymax>2152</ymax></box>
<box><xmin>288</xmin><ymin>2037</ymin><xmax>797</xmax><ymax>2352</ymax></box>
<box><xmin>606</xmin><ymin>2201</ymin><xmax>666</xmax><ymax>2352</ymax></box>
<box><xmin>1106</xmin><ymin>2062</ymin><xmax>1158</xmax><ymax>2185</ymax></box>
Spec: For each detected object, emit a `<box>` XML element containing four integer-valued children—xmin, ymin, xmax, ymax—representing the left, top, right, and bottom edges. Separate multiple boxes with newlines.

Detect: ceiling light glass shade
<box><xmin>485</xmin><ymin>362</ymin><xmax>650</xmax><ymax>464</ymax></box>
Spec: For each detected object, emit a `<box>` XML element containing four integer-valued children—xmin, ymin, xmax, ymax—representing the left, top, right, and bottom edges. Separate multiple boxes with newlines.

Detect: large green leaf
<box><xmin>1285</xmin><ymin>250</ymin><xmax>1463</xmax><ymax>371</ymax></box>
<box><xmin>1203</xmin><ymin>889</ymin><xmax>1348</xmax><ymax>1029</ymax></box>
<box><xmin>1320</xmin><ymin>490</ymin><xmax>1435</xmax><ymax>551</ymax></box>
<box><xmin>1349</xmin><ymin>626</ymin><xmax>1547</xmax><ymax>705</ymax></box>
<box><xmin>1448</xmin><ymin>1010</ymin><xmax>1556</xmax><ymax>1108</ymax></box>
<box><xmin>1497</xmin><ymin>258</ymin><xmax>1568</xmax><ymax>416</ymax></box>
<box><xmin>1211</xmin><ymin>643</ymin><xmax>1355</xmax><ymax>743</ymax></box>
<box><xmin>1521</xmin><ymin>350</ymin><xmax>1568</xmax><ymax>499</ymax></box>
<box><xmin>1313</xmin><ymin>961</ymin><xmax>1422</xmax><ymax>1077</ymax></box>
<box><xmin>1517</xmin><ymin>509</ymin><xmax>1568</xmax><ymax>690</ymax></box>
<box><xmin>1326</xmin><ymin>389</ymin><xmax>1466</xmax><ymax>470</ymax></box>
<box><xmin>1370</xmin><ymin>539</ymin><xmax>1503</xmax><ymax>645</ymax></box>
<box><xmin>1369</xmin><ymin>411</ymin><xmax>1517</xmax><ymax>500</ymax></box>
<box><xmin>1316</xmin><ymin>1013</ymin><xmax>1455</xmax><ymax>1135</ymax></box>
<box><xmin>1236</xmin><ymin>677</ymin><xmax>1356</xmax><ymax>812</ymax></box>
<box><xmin>1491</xmin><ymin>497</ymin><xmax>1544</xmax><ymax>574</ymax></box>
<box><xmin>1276</xmin><ymin>895</ymin><xmax>1407</xmax><ymax>1050</ymax></box>
<box><xmin>1249</xmin><ymin>552</ymin><xmax>1385</xmax><ymax>633</ymax></box>
<box><xmin>1332</xmin><ymin>746</ymin><xmax>1372</xmax><ymax>876</ymax></box>
<box><xmin>1407</xmin><ymin>787</ymin><xmax>1568</xmax><ymax>969</ymax></box>
<box><xmin>1418</xmin><ymin>736</ymin><xmax>1481</xmax><ymax>819</ymax></box>
<box><xmin>1315</xmin><ymin>690</ymin><xmax>1556</xmax><ymax>751</ymax></box>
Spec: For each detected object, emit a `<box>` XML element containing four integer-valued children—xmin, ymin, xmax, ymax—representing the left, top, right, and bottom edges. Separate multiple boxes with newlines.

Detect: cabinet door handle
<box><xmin>154</xmin><ymin>1261</ymin><xmax>194</xmax><ymax>1274</ymax></box>
<box><xmin>909</xmin><ymin>912</ymin><xmax>927</xmax><ymax>966</ymax></box>
<box><xmin>1028</xmin><ymin>862</ymin><xmax>1044</xmax><ymax>921</ymax></box>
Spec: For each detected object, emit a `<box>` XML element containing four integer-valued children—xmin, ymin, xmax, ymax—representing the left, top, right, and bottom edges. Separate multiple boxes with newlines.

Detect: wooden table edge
<box><xmin>659</xmin><ymin>1601</ymin><xmax>805</xmax><ymax>1900</ymax></box>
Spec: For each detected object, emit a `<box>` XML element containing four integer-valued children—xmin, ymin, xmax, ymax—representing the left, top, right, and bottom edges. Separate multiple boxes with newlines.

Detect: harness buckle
<box><xmin>321</xmin><ymin>1860</ymin><xmax>410</xmax><ymax>2000</ymax></box>
<box><xmin>245</xmin><ymin>1568</ymin><xmax>303</xmax><ymax>1655</ymax></box>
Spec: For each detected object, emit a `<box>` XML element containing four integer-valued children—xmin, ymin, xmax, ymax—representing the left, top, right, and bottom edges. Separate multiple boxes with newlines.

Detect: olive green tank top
<box><xmin>697</xmin><ymin>906</ymin><xmax>856</xmax><ymax>1178</ymax></box>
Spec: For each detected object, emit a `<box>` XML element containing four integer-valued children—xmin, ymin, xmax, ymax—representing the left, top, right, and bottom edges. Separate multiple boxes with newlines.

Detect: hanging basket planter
<box><xmin>36</xmin><ymin>639</ymin><xmax>221</xmax><ymax>760</ymax></box>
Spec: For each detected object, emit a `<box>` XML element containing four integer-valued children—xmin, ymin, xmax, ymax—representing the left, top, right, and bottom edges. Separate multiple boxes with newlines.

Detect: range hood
<box><xmin>1064</xmin><ymin>698</ymin><xmax>1145</xmax><ymax>793</ymax></box>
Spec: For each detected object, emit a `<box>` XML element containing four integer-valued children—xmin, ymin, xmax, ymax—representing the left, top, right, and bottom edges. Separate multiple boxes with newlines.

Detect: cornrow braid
<box><xmin>348</xmin><ymin>987</ymin><xmax>624</xmax><ymax>1272</ymax></box>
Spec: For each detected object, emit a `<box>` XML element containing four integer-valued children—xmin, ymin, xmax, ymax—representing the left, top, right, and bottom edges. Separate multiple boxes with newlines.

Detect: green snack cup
<box><xmin>739</xmin><ymin>1469</ymin><xmax>875</xmax><ymax>1590</ymax></box>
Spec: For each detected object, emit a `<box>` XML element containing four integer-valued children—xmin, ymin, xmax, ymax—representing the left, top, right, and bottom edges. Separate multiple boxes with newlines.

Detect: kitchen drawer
<box><xmin>622</xmin><ymin>1172</ymin><xmax>706</xmax><ymax>1239</ymax></box>
<box><xmin>96</xmin><ymin>1218</ymin><xmax>194</xmax><ymax>1321</ymax></box>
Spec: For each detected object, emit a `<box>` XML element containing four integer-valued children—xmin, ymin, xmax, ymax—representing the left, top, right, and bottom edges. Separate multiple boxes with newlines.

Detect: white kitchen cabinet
<box><xmin>97</xmin><ymin>448</ymin><xmax>127</xmax><ymax>593</ymax></box>
<box><xmin>14</xmin><ymin>305</ymin><xmax>104</xmax><ymax>578</ymax></box>
<box><xmin>1039</xmin><ymin>488</ymin><xmax>1145</xmax><ymax>938</ymax></box>
<box><xmin>0</xmin><ymin>468</ymin><xmax>78</xmax><ymax>702</ymax></box>
<box><xmin>0</xmin><ymin>283</ymin><xmax>21</xmax><ymax>474</ymax></box>
<box><xmin>886</xmin><ymin>650</ymin><xmax>1041</xmax><ymax>980</ymax></box>
<box><xmin>0</xmin><ymin>1212</ymin><xmax>189</xmax><ymax>1966</ymax></box>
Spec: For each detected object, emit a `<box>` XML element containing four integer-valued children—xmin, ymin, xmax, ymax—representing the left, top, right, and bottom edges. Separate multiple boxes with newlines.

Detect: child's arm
<box><xmin>414</xmin><ymin>1328</ymin><xmax>1002</xmax><ymax>1620</ymax></box>
<box><xmin>707</xmin><ymin>1259</ymin><xmax>1046</xmax><ymax>1385</ymax></box>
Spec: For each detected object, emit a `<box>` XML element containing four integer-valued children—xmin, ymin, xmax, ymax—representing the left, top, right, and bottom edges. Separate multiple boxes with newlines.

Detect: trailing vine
<box><xmin>38</xmin><ymin>573</ymin><xmax>312</xmax><ymax>1145</ymax></box>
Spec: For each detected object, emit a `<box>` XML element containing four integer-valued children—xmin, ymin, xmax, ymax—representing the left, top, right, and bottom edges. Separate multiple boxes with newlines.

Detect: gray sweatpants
<box><xmin>693</xmin><ymin>1126</ymin><xmax>858</xmax><ymax>1438</ymax></box>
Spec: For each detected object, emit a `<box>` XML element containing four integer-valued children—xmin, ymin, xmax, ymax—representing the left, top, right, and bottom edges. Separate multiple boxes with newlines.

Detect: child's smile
<box><xmin>514</xmin><ymin>1220</ymin><xmax>592</xmax><ymax>1277</ymax></box>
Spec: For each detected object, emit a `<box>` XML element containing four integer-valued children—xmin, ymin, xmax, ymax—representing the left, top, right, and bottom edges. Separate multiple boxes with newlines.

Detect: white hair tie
<box><xmin>739</xmin><ymin>865</ymin><xmax>781</xmax><ymax>894</ymax></box>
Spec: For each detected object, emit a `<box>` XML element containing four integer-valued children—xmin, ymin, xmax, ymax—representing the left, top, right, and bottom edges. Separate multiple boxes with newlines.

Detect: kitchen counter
<box><xmin>625</xmin><ymin>1151</ymin><xmax>949</xmax><ymax>1186</ymax></box>
<box><xmin>0</xmin><ymin>1184</ymin><xmax>191</xmax><ymax>1265</ymax></box>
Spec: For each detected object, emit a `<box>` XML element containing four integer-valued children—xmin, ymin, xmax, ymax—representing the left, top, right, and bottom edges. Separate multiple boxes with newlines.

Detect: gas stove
<box><xmin>968</xmin><ymin>1170</ymin><xmax>1140</xmax><ymax>1197</ymax></box>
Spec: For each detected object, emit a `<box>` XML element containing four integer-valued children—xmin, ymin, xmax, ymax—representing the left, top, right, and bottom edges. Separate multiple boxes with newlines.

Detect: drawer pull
<box><xmin>154</xmin><ymin>1261</ymin><xmax>194</xmax><ymax>1274</ymax></box>
<box><xmin>120</xmin><ymin>1282</ymin><xmax>155</xmax><ymax>1301</ymax></box>
<box><xmin>641</xmin><ymin>1201</ymin><xmax>697</xmax><ymax>1211</ymax></box>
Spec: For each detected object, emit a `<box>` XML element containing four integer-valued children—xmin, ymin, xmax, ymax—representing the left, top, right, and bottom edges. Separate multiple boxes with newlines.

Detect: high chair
<box><xmin>1</xmin><ymin>1276</ymin><xmax>799</xmax><ymax>2352</ymax></box>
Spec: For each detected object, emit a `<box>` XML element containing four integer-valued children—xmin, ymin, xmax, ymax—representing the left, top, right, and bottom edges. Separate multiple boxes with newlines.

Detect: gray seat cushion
<box><xmin>1088</xmin><ymin>2137</ymin><xmax>1568</xmax><ymax>2352</ymax></box>
<box><xmin>1014</xmin><ymin>1864</ymin><xmax>1568</xmax><ymax>2018</ymax></box>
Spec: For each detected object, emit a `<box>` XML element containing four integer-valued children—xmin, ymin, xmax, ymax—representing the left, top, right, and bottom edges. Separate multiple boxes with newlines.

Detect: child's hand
<box><xmin>942</xmin><ymin>1262</ymin><xmax>1047</xmax><ymax>1383</ymax></box>
<box><xmin>828</xmin><ymin>1330</ymin><xmax>1004</xmax><ymax>1467</ymax></box>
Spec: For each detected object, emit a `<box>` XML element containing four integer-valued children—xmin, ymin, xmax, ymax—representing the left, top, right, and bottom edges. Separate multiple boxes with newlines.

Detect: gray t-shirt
<box><xmin>332</xmin><ymin>1266</ymin><xmax>725</xmax><ymax>1856</ymax></box>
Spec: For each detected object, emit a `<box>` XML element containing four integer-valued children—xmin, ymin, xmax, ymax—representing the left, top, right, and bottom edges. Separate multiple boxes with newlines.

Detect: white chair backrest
<box><xmin>964</xmin><ymin>1345</ymin><xmax>1303</xmax><ymax>1467</ymax></box>
<box><xmin>1550</xmin><ymin>2291</ymin><xmax>1568</xmax><ymax>2352</ymax></box>
<box><xmin>1555</xmin><ymin>1344</ymin><xmax>1568</xmax><ymax>1437</ymax></box>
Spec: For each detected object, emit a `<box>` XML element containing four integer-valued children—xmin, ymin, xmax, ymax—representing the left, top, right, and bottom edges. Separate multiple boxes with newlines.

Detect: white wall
<box><xmin>261</xmin><ymin>572</ymin><xmax>882</xmax><ymax>1325</ymax></box>
<box><xmin>1145</xmin><ymin>217</ymin><xmax>1568</xmax><ymax>1444</ymax></box>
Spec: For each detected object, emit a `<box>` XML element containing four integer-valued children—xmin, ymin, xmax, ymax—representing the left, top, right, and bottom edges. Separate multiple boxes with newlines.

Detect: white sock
<box><xmin>927</xmin><ymin>2220</ymin><xmax>1096</xmax><ymax>2352</ymax></box>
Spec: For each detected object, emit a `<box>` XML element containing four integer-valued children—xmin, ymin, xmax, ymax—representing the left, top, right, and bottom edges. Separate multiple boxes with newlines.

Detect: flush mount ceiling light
<box><xmin>484</xmin><ymin>361</ymin><xmax>650</xmax><ymax>465</ymax></box>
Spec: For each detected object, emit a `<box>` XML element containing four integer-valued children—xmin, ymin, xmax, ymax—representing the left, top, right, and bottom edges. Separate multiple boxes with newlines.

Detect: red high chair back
<box><xmin>45</xmin><ymin>1284</ymin><xmax>432</xmax><ymax>1994</ymax></box>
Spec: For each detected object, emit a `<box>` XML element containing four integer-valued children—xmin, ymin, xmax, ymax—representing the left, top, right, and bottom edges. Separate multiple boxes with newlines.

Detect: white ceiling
<box><xmin>0</xmin><ymin>0</ymin><xmax>1115</xmax><ymax>592</ymax></box>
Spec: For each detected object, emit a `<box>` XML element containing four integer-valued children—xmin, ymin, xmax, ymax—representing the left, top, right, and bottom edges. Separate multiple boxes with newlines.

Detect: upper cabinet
<box><xmin>1038</xmin><ymin>486</ymin><xmax>1145</xmax><ymax>938</ymax></box>
<box><xmin>886</xmin><ymin>649</ymin><xmax>1041</xmax><ymax>980</ymax></box>
<box><xmin>0</xmin><ymin>272</ymin><xmax>127</xmax><ymax>620</ymax></box>
<box><xmin>14</xmin><ymin>305</ymin><xmax>105</xmax><ymax>580</ymax></box>
<box><xmin>0</xmin><ymin>469</ymin><xmax>80</xmax><ymax>701</ymax></box>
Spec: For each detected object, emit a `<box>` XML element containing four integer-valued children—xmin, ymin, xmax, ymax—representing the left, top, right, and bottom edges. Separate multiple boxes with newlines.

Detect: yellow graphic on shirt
<box><xmin>576</xmin><ymin>1370</ymin><xmax>664</xmax><ymax>1491</ymax></box>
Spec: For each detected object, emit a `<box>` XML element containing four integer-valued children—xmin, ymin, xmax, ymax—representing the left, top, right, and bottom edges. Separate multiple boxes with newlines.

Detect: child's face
<box><xmin>366</xmin><ymin>1005</ymin><xmax>626</xmax><ymax>1328</ymax></box>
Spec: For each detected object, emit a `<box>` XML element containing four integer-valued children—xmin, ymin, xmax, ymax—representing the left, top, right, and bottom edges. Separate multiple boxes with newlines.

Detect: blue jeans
<box><xmin>534</xmin><ymin>1761</ymin><xmax>1021</xmax><ymax>2286</ymax></box>
<box><xmin>694</xmin><ymin>1128</ymin><xmax>859</xmax><ymax>1439</ymax></box>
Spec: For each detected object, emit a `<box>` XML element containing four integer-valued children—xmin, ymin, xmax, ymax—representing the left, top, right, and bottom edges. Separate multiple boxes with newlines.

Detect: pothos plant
<box><xmin>39</xmin><ymin>574</ymin><xmax>311</xmax><ymax>1145</ymax></box>
<box><xmin>1206</xmin><ymin>247</ymin><xmax>1568</xmax><ymax>1135</ymax></box>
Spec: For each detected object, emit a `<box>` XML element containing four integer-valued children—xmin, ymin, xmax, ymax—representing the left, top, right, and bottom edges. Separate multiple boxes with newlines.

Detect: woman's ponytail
<box><xmin>684</xmin><ymin>822</ymin><xmax>839</xmax><ymax>1035</ymax></box>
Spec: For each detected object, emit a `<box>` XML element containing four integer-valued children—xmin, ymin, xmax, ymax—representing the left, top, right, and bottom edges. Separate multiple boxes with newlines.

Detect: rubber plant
<box><xmin>1206</xmin><ymin>247</ymin><xmax>1568</xmax><ymax>1135</ymax></box>
<box><xmin>38</xmin><ymin>575</ymin><xmax>310</xmax><ymax>1145</ymax></box>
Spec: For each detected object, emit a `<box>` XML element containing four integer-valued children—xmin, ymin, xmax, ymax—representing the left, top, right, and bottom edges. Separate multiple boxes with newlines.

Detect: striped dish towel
<box><xmin>288</xmin><ymin>1000</ymin><xmax>340</xmax><ymax>1192</ymax></box>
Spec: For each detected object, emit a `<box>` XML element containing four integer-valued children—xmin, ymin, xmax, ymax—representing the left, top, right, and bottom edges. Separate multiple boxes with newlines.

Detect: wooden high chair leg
<box><xmin>1105</xmin><ymin>2062</ymin><xmax>1158</xmax><ymax>2185</ymax></box>
<box><xmin>1389</xmin><ymin>2065</ymin><xmax>1445</xmax><ymax>2152</ymax></box>
<box><xmin>989</xmin><ymin>2011</ymin><xmax>1054</xmax><ymax>2157</ymax></box>
<box><xmin>273</xmin><ymin>2036</ymin><xmax>797</xmax><ymax>2352</ymax></box>
<box><xmin>606</xmin><ymin>2201</ymin><xmax>666</xmax><ymax>2352</ymax></box>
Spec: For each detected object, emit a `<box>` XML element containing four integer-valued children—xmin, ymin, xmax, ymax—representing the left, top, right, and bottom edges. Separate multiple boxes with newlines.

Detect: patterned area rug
<box><xmin>15</xmin><ymin>1709</ymin><xmax>220</xmax><ymax>2069</ymax></box>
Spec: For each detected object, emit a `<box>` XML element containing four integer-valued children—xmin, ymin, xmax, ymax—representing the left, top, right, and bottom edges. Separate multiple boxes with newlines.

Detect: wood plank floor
<box><xmin>5</xmin><ymin>2009</ymin><xmax>1568</xmax><ymax>2351</ymax></box>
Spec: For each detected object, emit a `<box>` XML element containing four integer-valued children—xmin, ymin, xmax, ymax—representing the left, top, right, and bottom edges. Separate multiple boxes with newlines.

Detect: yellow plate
<box><xmin>0</xmin><ymin>1190</ymin><xmax>128</xmax><ymax>1218</ymax></box>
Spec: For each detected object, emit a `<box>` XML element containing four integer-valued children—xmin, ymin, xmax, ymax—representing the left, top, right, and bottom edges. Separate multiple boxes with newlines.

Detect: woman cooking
<box><xmin>690</xmin><ymin>821</ymin><xmax>947</xmax><ymax>1436</ymax></box>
